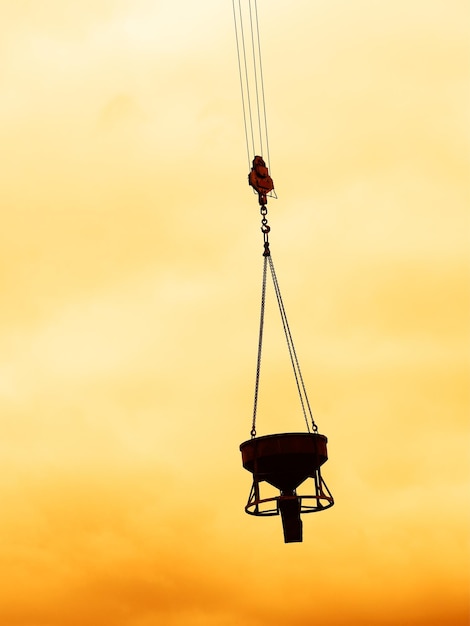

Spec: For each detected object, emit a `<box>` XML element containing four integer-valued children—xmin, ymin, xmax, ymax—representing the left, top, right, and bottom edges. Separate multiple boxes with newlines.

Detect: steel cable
<box><xmin>232</xmin><ymin>0</ymin><xmax>272</xmax><ymax>171</ymax></box>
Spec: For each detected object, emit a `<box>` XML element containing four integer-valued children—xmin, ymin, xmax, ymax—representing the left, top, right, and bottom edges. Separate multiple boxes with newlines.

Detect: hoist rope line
<box><xmin>251</xmin><ymin>253</ymin><xmax>268</xmax><ymax>437</ymax></box>
<box><xmin>268</xmin><ymin>255</ymin><xmax>317</xmax><ymax>433</ymax></box>
<box><xmin>232</xmin><ymin>0</ymin><xmax>251</xmax><ymax>170</ymax></box>
<box><xmin>248</xmin><ymin>0</ymin><xmax>263</xmax><ymax>156</ymax></box>
<box><xmin>235</xmin><ymin>0</ymin><xmax>256</xmax><ymax>161</ymax></box>
<box><xmin>253</xmin><ymin>0</ymin><xmax>272</xmax><ymax>175</ymax></box>
<box><xmin>232</xmin><ymin>0</ymin><xmax>272</xmax><ymax>171</ymax></box>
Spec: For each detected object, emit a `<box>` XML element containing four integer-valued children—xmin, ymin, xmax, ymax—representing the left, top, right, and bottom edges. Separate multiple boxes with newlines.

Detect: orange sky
<box><xmin>1</xmin><ymin>1</ymin><xmax>469</xmax><ymax>624</ymax></box>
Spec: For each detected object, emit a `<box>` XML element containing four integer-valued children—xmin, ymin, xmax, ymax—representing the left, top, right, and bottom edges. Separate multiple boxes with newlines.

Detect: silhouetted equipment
<box><xmin>233</xmin><ymin>1</ymin><xmax>334</xmax><ymax>543</ymax></box>
<box><xmin>241</xmin><ymin>434</ymin><xmax>333</xmax><ymax>542</ymax></box>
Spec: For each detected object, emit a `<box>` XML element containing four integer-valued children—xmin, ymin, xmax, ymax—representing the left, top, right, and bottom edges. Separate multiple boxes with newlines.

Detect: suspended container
<box><xmin>240</xmin><ymin>432</ymin><xmax>333</xmax><ymax>543</ymax></box>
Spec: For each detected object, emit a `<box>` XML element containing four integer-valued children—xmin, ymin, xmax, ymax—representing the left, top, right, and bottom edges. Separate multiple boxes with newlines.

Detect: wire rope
<box><xmin>253</xmin><ymin>0</ymin><xmax>272</xmax><ymax>176</ymax></box>
<box><xmin>232</xmin><ymin>0</ymin><xmax>272</xmax><ymax>171</ymax></box>
<box><xmin>232</xmin><ymin>0</ymin><xmax>251</xmax><ymax>170</ymax></box>
<box><xmin>235</xmin><ymin>0</ymin><xmax>255</xmax><ymax>162</ymax></box>
<box><xmin>248</xmin><ymin>0</ymin><xmax>263</xmax><ymax>156</ymax></box>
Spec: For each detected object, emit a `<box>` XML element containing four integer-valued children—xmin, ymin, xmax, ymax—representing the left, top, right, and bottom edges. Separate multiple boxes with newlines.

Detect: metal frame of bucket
<box><xmin>240</xmin><ymin>433</ymin><xmax>334</xmax><ymax>542</ymax></box>
<box><xmin>244</xmin><ymin>469</ymin><xmax>334</xmax><ymax>516</ymax></box>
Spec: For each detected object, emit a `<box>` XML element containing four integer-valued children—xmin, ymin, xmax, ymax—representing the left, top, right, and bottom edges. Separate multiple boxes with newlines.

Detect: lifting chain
<box><xmin>250</xmin><ymin>254</ymin><xmax>267</xmax><ymax>439</ymax></box>
<box><xmin>251</xmin><ymin>200</ymin><xmax>319</xmax><ymax>438</ymax></box>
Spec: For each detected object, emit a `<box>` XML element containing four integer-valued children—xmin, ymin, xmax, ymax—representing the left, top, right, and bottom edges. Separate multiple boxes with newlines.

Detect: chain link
<box><xmin>260</xmin><ymin>204</ymin><xmax>271</xmax><ymax>256</ymax></box>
